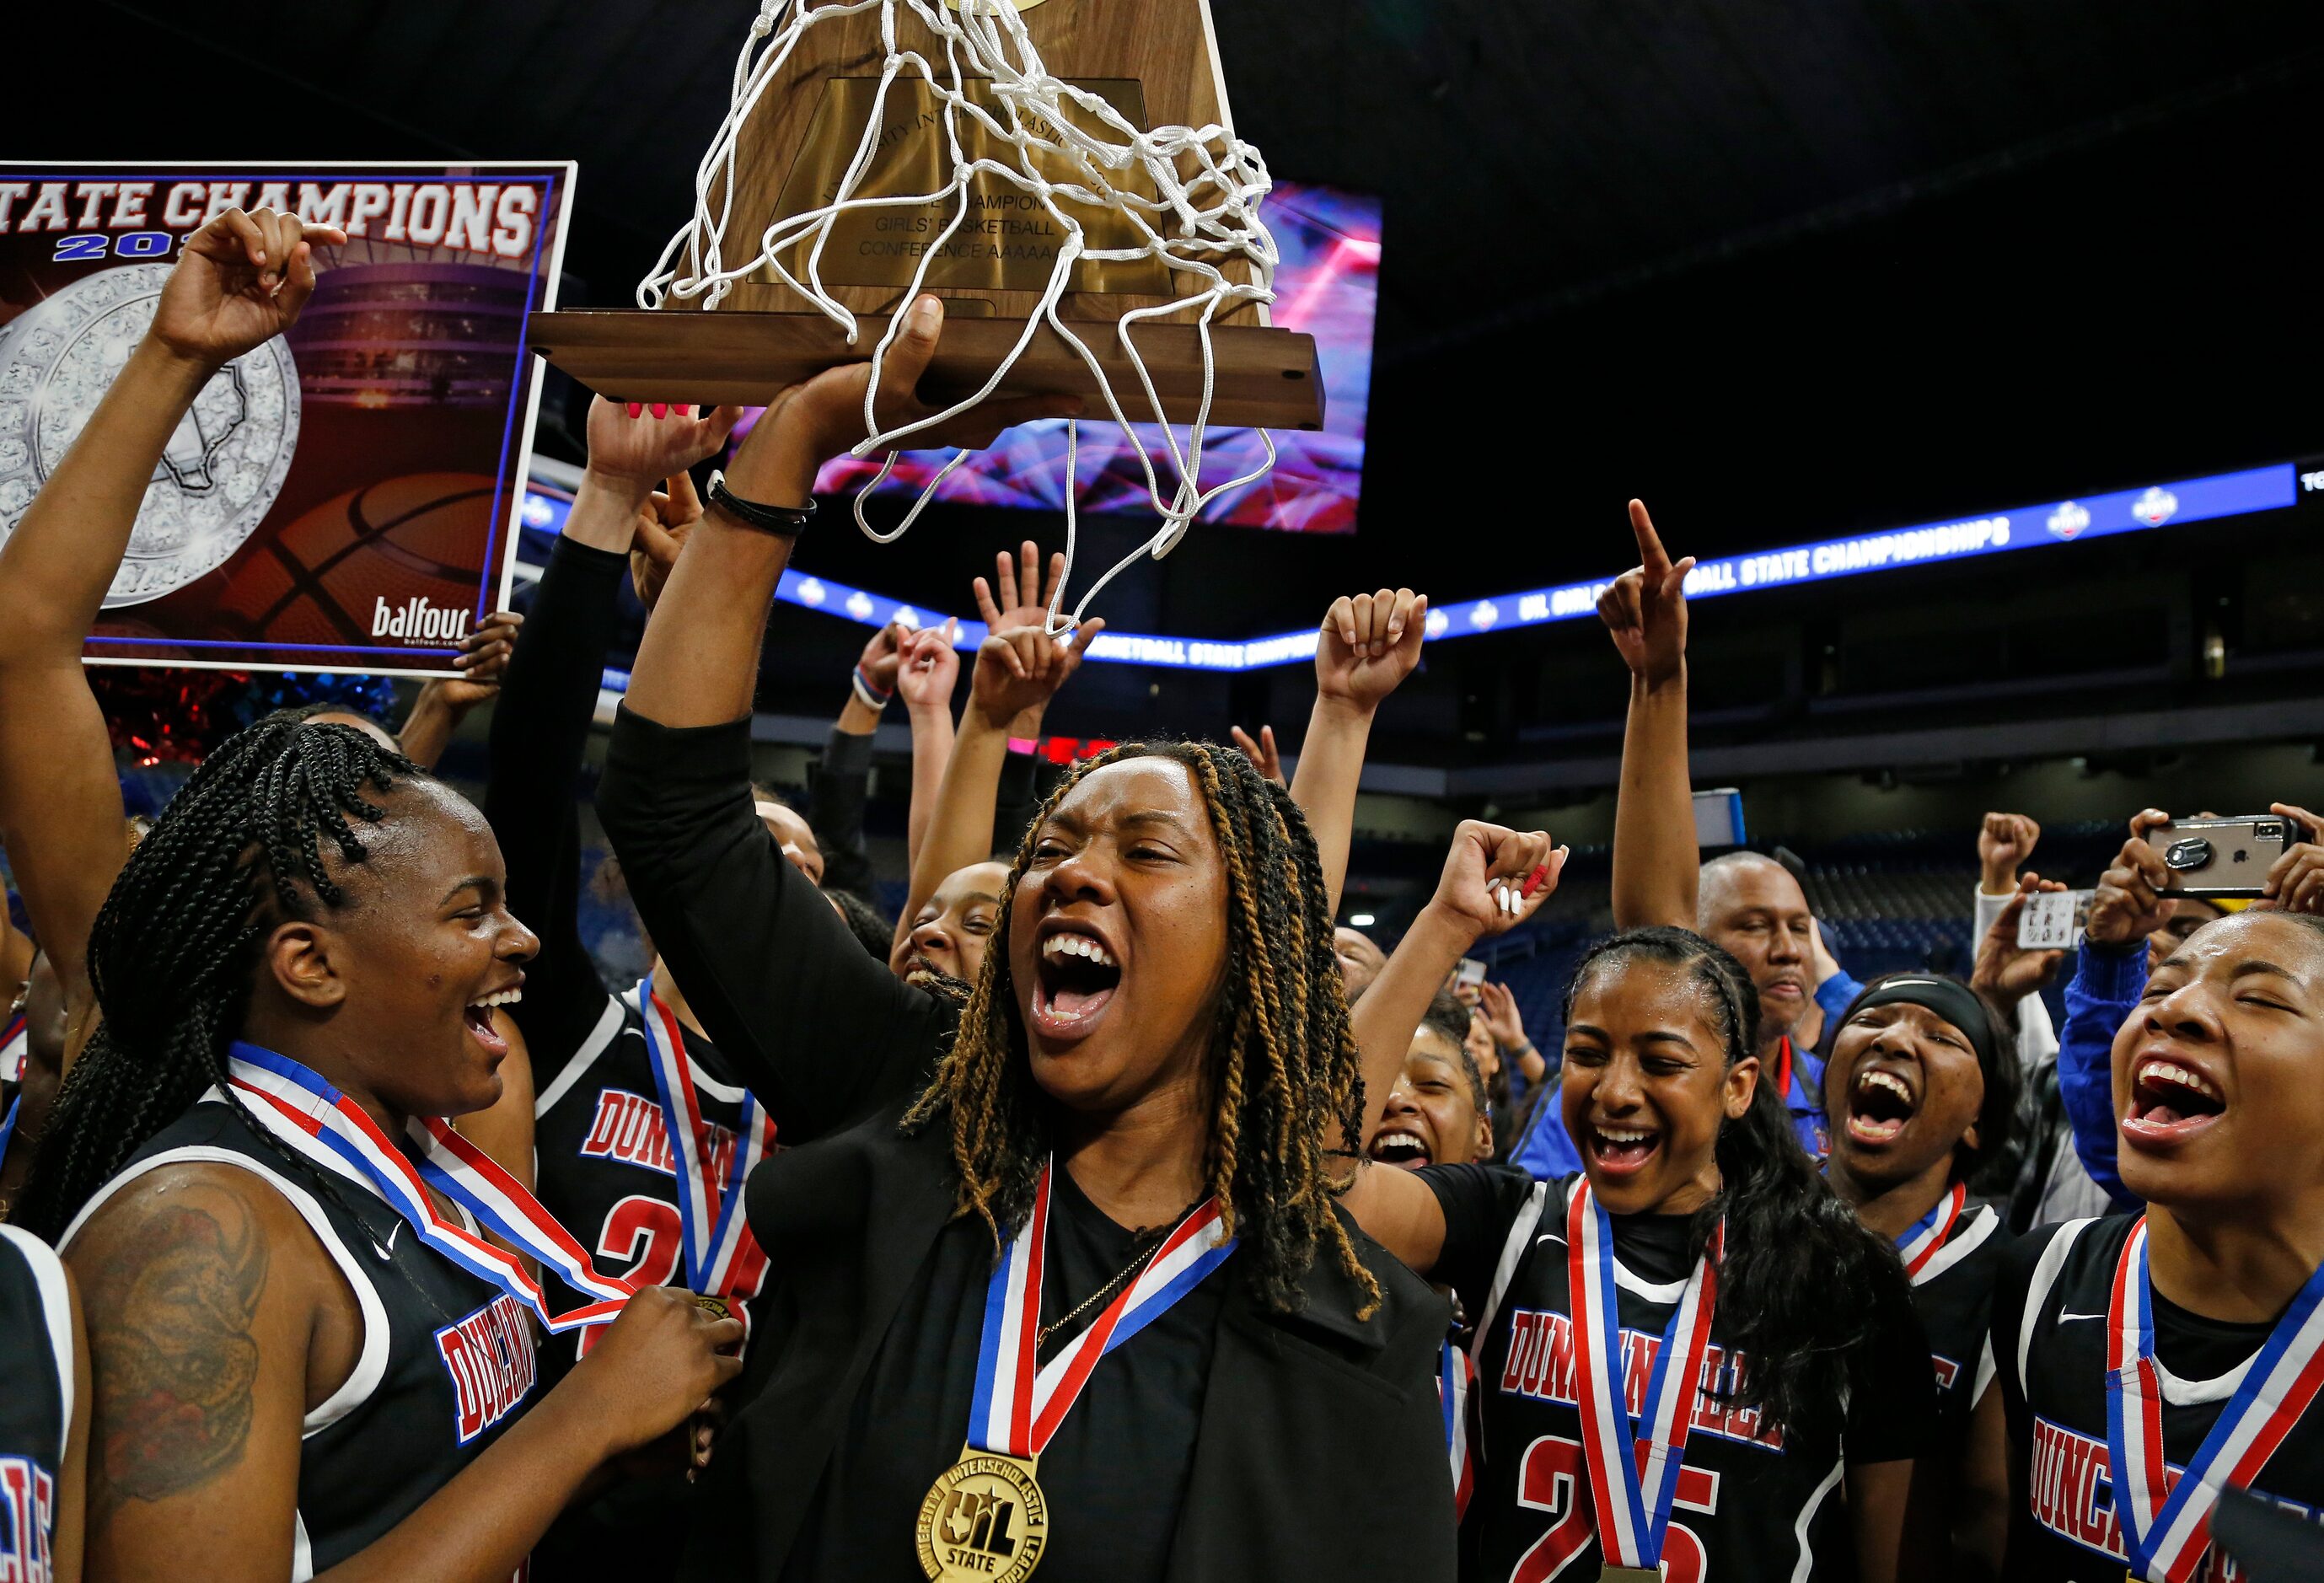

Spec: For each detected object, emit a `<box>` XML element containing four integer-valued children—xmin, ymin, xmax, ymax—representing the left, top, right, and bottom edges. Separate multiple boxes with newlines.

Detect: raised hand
<box><xmin>1978</xmin><ymin>813</ymin><xmax>2042</xmax><ymax>893</ymax></box>
<box><xmin>969</xmin><ymin>622</ymin><xmax>1103</xmax><ymax>730</ymax></box>
<box><xmin>1972</xmin><ymin>872</ymin><xmax>2069</xmax><ymax>1005</ymax></box>
<box><xmin>857</xmin><ymin>620</ymin><xmax>910</xmax><ymax>697</ymax></box>
<box><xmin>1479</xmin><ymin>979</ymin><xmax>1527</xmax><ymax>1050</ymax></box>
<box><xmin>629</xmin><ymin>471</ymin><xmax>706</xmax><ymax>613</ymax></box>
<box><xmin>585</xmin><ymin>395</ymin><xmax>744</xmax><ymax>492</ymax></box>
<box><xmin>2264</xmin><ymin>802</ymin><xmax>2324</xmax><ymax>915</ymax></box>
<box><xmin>2086</xmin><ymin>811</ymin><xmax>2174</xmax><ymax>948</ymax></box>
<box><xmin>1427</xmin><ymin>821</ymin><xmax>1568</xmax><ymax>942</ymax></box>
<box><xmin>149</xmin><ymin>207</ymin><xmax>348</xmax><ymax>368</ymax></box>
<box><xmin>732</xmin><ymin>295</ymin><xmax>1083</xmax><ymax>502</ymax></box>
<box><xmin>439</xmin><ymin>610</ymin><xmax>524</xmax><ymax>708</ymax></box>
<box><xmin>975</xmin><ymin>540</ymin><xmax>1068</xmax><ymax>635</ymax></box>
<box><xmin>566</xmin><ymin>1288</ymin><xmax>745</xmax><ymax>1458</ymax></box>
<box><xmin>1230</xmin><ymin>724</ymin><xmax>1285</xmax><ymax>789</ymax></box>
<box><xmin>1596</xmin><ymin>499</ymin><xmax>1695</xmax><ymax>690</ymax></box>
<box><xmin>1316</xmin><ymin>588</ymin><xmax>1427</xmax><ymax>714</ymax></box>
<box><xmin>895</xmin><ymin>621</ymin><xmax>963</xmax><ymax>712</ymax></box>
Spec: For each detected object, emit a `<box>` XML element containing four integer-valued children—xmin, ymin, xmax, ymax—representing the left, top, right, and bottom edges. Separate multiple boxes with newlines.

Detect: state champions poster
<box><xmin>0</xmin><ymin>162</ymin><xmax>573</xmax><ymax>677</ymax></box>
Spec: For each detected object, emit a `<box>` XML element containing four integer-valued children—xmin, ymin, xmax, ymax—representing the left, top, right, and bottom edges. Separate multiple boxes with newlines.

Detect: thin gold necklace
<box><xmin>1034</xmin><ymin>1199</ymin><xmax>1202</xmax><ymax>1349</ymax></box>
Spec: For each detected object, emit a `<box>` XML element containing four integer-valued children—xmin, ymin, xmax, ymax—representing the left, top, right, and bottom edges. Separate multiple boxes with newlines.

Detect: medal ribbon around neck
<box><xmin>2106</xmin><ymin>1215</ymin><xmax>2324</xmax><ymax>1583</ymax></box>
<box><xmin>969</xmin><ymin>1158</ymin><xmax>1235</xmax><ymax>1458</ymax></box>
<box><xmin>1895</xmin><ymin>1180</ymin><xmax>1967</xmax><ymax>1281</ymax></box>
<box><xmin>227</xmin><ymin>1044</ymin><xmax>636</xmax><ymax>1333</ymax></box>
<box><xmin>1567</xmin><ymin>1182</ymin><xmax>1724</xmax><ymax>1573</ymax></box>
<box><xmin>636</xmin><ymin>973</ymin><xmax>776</xmax><ymax>1295</ymax></box>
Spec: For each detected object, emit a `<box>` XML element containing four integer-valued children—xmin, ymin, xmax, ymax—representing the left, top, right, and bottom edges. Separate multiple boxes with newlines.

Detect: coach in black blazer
<box><xmin>600</xmin><ymin>707</ymin><xmax>1458</xmax><ymax>1582</ymax></box>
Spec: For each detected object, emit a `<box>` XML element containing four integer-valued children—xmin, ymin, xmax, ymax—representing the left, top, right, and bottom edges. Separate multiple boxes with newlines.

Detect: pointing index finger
<box><xmin>1629</xmin><ymin>499</ymin><xmax>1671</xmax><ymax>579</ymax></box>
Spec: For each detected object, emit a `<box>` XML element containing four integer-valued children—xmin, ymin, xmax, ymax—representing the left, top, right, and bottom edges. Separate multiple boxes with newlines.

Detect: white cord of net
<box><xmin>638</xmin><ymin>0</ymin><xmax>1282</xmax><ymax>636</ymax></box>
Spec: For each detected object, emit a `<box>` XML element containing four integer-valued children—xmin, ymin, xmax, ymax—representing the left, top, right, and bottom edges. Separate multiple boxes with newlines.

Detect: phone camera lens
<box><xmin>2164</xmin><ymin>837</ymin><xmax>2214</xmax><ymax>872</ymax></box>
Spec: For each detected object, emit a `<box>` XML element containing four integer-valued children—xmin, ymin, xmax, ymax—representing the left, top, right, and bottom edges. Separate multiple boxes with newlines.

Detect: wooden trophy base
<box><xmin>526</xmin><ymin>309</ymin><xmax>1324</xmax><ymax>432</ymax></box>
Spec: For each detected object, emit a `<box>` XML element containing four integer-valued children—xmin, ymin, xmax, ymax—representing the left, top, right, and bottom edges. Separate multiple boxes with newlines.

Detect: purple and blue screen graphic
<box><xmin>800</xmin><ymin>180</ymin><xmax>1380</xmax><ymax>534</ymax></box>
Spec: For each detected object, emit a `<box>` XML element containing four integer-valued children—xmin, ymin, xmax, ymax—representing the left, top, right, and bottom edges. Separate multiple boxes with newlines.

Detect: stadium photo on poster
<box><xmin>0</xmin><ymin>163</ymin><xmax>572</xmax><ymax>676</ymax></box>
<box><xmin>800</xmin><ymin>180</ymin><xmax>1381</xmax><ymax>534</ymax></box>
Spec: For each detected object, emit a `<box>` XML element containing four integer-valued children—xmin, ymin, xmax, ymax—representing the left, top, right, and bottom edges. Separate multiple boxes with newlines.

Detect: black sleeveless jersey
<box><xmin>1908</xmin><ymin>1195</ymin><xmax>2011</xmax><ymax>1440</ymax></box>
<box><xmin>1994</xmin><ymin>1215</ymin><xmax>2324</xmax><ymax>1582</ymax></box>
<box><xmin>1424</xmin><ymin>1167</ymin><xmax>1938</xmax><ymax>1582</ymax></box>
<box><xmin>529</xmin><ymin>985</ymin><xmax>772</xmax><ymax>1384</ymax></box>
<box><xmin>0</xmin><ymin>1223</ymin><xmax>70</xmax><ymax>1582</ymax></box>
<box><xmin>65</xmin><ymin>1098</ymin><xmax>540</xmax><ymax>1580</ymax></box>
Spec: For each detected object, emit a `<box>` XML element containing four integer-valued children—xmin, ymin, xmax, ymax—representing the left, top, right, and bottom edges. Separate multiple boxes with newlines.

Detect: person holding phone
<box><xmin>2055</xmin><ymin>805</ymin><xmax>2324</xmax><ymax>1211</ymax></box>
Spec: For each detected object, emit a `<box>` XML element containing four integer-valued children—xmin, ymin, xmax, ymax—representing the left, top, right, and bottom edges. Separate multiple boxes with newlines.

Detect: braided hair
<box><xmin>16</xmin><ymin>715</ymin><xmax>416</xmax><ymax>1241</ymax></box>
<box><xmin>1565</xmin><ymin>926</ymin><xmax>1908</xmax><ymax>1443</ymax></box>
<box><xmin>901</xmin><ymin>740</ymin><xmax>1379</xmax><ymax>1317</ymax></box>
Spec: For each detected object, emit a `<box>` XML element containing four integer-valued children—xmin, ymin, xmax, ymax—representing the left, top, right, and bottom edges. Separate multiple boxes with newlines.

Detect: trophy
<box><xmin>528</xmin><ymin>0</ymin><xmax>1321</xmax><ymax>620</ymax></box>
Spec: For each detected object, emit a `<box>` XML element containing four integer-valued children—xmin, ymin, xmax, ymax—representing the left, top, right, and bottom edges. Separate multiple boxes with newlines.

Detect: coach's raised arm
<box><xmin>595</xmin><ymin>297</ymin><xmax>1079</xmax><ymax>1141</ymax></box>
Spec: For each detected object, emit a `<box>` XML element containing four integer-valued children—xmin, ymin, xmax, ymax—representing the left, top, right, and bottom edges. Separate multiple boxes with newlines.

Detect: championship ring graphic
<box><xmin>0</xmin><ymin>263</ymin><xmax>301</xmax><ymax>607</ymax></box>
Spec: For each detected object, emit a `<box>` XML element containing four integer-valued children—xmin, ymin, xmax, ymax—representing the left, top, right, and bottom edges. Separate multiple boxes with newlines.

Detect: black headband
<box><xmin>1840</xmin><ymin>975</ymin><xmax>1999</xmax><ymax>1074</ymax></box>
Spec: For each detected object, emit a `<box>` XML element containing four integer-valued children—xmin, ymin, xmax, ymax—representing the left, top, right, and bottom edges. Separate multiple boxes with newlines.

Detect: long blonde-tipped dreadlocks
<box><xmin>902</xmin><ymin>740</ymin><xmax>1382</xmax><ymax>1318</ymax></box>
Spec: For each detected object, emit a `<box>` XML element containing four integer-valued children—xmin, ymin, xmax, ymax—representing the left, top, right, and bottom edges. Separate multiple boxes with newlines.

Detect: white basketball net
<box><xmin>638</xmin><ymin>0</ymin><xmax>1283</xmax><ymax>632</ymax></box>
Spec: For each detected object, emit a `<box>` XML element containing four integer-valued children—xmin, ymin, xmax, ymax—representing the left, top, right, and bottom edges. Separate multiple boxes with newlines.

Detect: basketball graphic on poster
<box><xmin>211</xmin><ymin>473</ymin><xmax>495</xmax><ymax>649</ymax></box>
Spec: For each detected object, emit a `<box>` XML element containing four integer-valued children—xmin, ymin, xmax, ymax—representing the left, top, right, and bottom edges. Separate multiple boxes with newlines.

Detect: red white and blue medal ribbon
<box><xmin>227</xmin><ymin>1043</ymin><xmax>636</xmax><ymax>1333</ymax></box>
<box><xmin>969</xmin><ymin>1159</ymin><xmax>1236</xmax><ymax>1457</ymax></box>
<box><xmin>1441</xmin><ymin>1336</ymin><xmax>1477</xmax><ymax>1519</ymax></box>
<box><xmin>2106</xmin><ymin>1215</ymin><xmax>2324</xmax><ymax>1582</ymax></box>
<box><xmin>636</xmin><ymin>973</ymin><xmax>776</xmax><ymax>1296</ymax></box>
<box><xmin>0</xmin><ymin>1009</ymin><xmax>24</xmax><ymax>1084</ymax></box>
<box><xmin>1895</xmin><ymin>1180</ymin><xmax>1967</xmax><ymax>1280</ymax></box>
<box><xmin>1567</xmin><ymin>1182</ymin><xmax>1723</xmax><ymax>1573</ymax></box>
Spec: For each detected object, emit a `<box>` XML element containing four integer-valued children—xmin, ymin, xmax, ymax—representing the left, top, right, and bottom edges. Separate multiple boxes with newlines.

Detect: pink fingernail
<box><xmin>626</xmin><ymin>403</ymin><xmax>642</xmax><ymax>417</ymax></box>
<box><xmin>651</xmin><ymin>403</ymin><xmax>669</xmax><ymax>420</ymax></box>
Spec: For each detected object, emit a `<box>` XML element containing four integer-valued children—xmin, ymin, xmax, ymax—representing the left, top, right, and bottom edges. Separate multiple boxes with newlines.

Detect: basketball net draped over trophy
<box><xmin>529</xmin><ymin>0</ymin><xmax>1322</xmax><ymax>630</ymax></box>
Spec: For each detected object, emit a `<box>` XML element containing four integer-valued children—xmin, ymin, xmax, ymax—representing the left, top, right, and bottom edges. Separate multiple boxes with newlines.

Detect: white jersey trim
<box><xmin>2016</xmin><ymin>1216</ymin><xmax>2096</xmax><ymax>1398</ymax></box>
<box><xmin>62</xmin><ymin>1140</ymin><xmax>391</xmax><ymax>1437</ymax></box>
<box><xmin>0</xmin><ymin>1223</ymin><xmax>73</xmax><ymax>1441</ymax></box>
<box><xmin>292</xmin><ymin>1509</ymin><xmax>314</xmax><ymax>1583</ymax></box>
<box><xmin>1786</xmin><ymin>1457</ymin><xmax>1846</xmax><ymax>1583</ymax></box>
<box><xmin>1912</xmin><ymin>1202</ymin><xmax>1999</xmax><ymax>1290</ymax></box>
<box><xmin>532</xmin><ymin>994</ymin><xmax>627</xmax><ymax>1118</ymax></box>
<box><xmin>1469</xmin><ymin>1177</ymin><xmax>1552</xmax><ymax>1370</ymax></box>
<box><xmin>1972</xmin><ymin>1333</ymin><xmax>1998</xmax><ymax>1408</ymax></box>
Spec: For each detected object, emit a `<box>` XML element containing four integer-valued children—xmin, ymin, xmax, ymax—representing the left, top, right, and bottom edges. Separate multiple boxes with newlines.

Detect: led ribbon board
<box><xmin>521</xmin><ymin>459</ymin><xmax>2296</xmax><ymax>676</ymax></box>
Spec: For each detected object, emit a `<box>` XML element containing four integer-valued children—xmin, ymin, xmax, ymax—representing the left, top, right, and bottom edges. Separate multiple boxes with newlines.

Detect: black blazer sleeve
<box><xmin>598</xmin><ymin>706</ymin><xmax>953</xmax><ymax>1143</ymax></box>
<box><xmin>806</xmin><ymin>724</ymin><xmax>880</xmax><ymax>909</ymax></box>
<box><xmin>990</xmin><ymin>741</ymin><xmax>1039</xmax><ymax>859</ymax></box>
<box><xmin>481</xmin><ymin>535</ymin><xmax>625</xmax><ymax>1087</ymax></box>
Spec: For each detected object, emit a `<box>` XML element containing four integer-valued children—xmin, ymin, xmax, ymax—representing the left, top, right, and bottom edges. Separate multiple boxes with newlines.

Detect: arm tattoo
<box><xmin>83</xmin><ymin>1194</ymin><xmax>269</xmax><ymax>1517</ymax></box>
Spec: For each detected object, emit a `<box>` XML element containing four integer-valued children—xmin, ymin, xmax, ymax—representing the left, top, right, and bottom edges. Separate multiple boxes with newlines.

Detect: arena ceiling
<box><xmin>63</xmin><ymin>0</ymin><xmax>2324</xmax><ymax>624</ymax></box>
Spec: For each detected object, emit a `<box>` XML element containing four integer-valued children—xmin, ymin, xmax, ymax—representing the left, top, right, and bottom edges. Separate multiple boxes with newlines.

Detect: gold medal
<box><xmin>916</xmin><ymin>1446</ymin><xmax>1048</xmax><ymax>1582</ymax></box>
<box><xmin>688</xmin><ymin>1292</ymin><xmax>733</xmax><ymax>1322</ymax></box>
<box><xmin>1598</xmin><ymin>1570</ymin><xmax>1662</xmax><ymax>1583</ymax></box>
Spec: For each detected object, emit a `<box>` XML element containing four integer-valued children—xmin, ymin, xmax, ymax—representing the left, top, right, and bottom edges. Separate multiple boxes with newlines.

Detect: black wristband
<box><xmin>708</xmin><ymin>471</ymin><xmax>816</xmax><ymax>535</ymax></box>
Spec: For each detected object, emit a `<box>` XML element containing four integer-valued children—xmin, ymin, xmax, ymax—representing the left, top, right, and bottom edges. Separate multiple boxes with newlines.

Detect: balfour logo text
<box><xmin>373</xmin><ymin>597</ymin><xmax>473</xmax><ymax>644</ymax></box>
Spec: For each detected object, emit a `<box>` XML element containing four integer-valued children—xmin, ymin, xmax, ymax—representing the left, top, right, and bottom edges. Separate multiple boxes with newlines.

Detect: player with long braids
<box><xmin>15</xmin><ymin>710</ymin><xmax>743</xmax><ymax>1583</ymax></box>
<box><xmin>595</xmin><ymin>294</ymin><xmax>1546</xmax><ymax>1580</ymax></box>
<box><xmin>1340</xmin><ymin>505</ymin><xmax>1946</xmax><ymax>1583</ymax></box>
